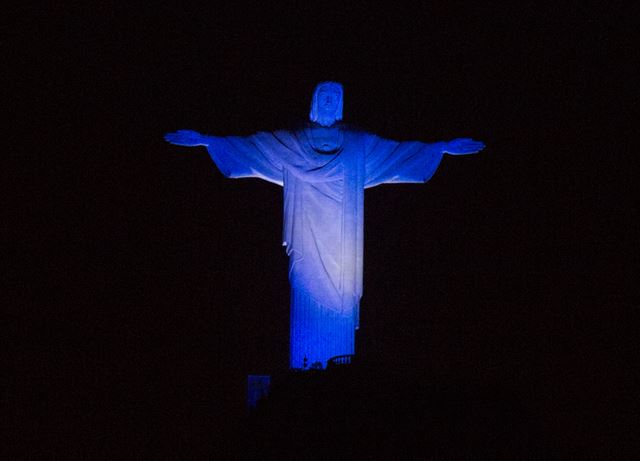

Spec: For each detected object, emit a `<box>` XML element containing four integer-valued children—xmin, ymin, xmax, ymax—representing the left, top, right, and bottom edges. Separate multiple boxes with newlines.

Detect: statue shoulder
<box><xmin>266</xmin><ymin>128</ymin><xmax>302</xmax><ymax>147</ymax></box>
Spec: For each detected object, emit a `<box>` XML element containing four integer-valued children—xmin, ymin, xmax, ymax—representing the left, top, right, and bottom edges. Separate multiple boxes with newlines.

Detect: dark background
<box><xmin>6</xmin><ymin>3</ymin><xmax>635</xmax><ymax>458</ymax></box>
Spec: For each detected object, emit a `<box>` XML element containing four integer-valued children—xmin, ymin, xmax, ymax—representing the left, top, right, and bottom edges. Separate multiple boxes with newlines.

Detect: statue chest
<box><xmin>307</xmin><ymin>126</ymin><xmax>344</xmax><ymax>153</ymax></box>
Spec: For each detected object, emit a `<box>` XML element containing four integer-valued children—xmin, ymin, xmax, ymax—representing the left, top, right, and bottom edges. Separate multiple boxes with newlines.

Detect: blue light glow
<box><xmin>165</xmin><ymin>83</ymin><xmax>485</xmax><ymax>369</ymax></box>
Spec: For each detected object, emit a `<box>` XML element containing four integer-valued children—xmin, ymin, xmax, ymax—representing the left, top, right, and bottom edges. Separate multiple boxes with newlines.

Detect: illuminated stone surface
<box><xmin>165</xmin><ymin>82</ymin><xmax>484</xmax><ymax>368</ymax></box>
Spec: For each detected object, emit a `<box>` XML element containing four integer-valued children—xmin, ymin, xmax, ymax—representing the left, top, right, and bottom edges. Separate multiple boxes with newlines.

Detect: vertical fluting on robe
<box><xmin>284</xmin><ymin>131</ymin><xmax>364</xmax><ymax>369</ymax></box>
<box><xmin>289</xmin><ymin>289</ymin><xmax>355</xmax><ymax>369</ymax></box>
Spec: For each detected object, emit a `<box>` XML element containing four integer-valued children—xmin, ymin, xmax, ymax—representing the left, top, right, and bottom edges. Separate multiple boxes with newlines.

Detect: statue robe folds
<box><xmin>206</xmin><ymin>126</ymin><xmax>444</xmax><ymax>368</ymax></box>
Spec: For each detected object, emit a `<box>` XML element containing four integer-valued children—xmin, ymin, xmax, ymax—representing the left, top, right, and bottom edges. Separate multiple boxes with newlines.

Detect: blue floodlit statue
<box><xmin>165</xmin><ymin>82</ymin><xmax>484</xmax><ymax>369</ymax></box>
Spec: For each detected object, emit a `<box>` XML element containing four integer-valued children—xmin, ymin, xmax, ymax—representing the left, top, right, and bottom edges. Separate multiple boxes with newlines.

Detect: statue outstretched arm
<box><xmin>164</xmin><ymin>129</ymin><xmax>212</xmax><ymax>147</ymax></box>
<box><xmin>165</xmin><ymin>129</ymin><xmax>284</xmax><ymax>185</ymax></box>
<box><xmin>364</xmin><ymin>135</ymin><xmax>485</xmax><ymax>188</ymax></box>
<box><xmin>442</xmin><ymin>138</ymin><xmax>485</xmax><ymax>155</ymax></box>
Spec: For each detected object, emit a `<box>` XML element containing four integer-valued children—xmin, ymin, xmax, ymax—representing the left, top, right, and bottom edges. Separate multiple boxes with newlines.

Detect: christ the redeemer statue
<box><xmin>165</xmin><ymin>82</ymin><xmax>484</xmax><ymax>369</ymax></box>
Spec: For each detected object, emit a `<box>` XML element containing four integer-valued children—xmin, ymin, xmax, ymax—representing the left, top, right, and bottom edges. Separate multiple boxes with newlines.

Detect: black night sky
<box><xmin>7</xmin><ymin>3</ymin><xmax>634</xmax><ymax>458</ymax></box>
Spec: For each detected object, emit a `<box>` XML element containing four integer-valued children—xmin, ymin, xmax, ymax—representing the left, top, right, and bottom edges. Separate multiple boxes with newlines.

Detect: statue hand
<box><xmin>164</xmin><ymin>130</ymin><xmax>209</xmax><ymax>147</ymax></box>
<box><xmin>443</xmin><ymin>138</ymin><xmax>485</xmax><ymax>155</ymax></box>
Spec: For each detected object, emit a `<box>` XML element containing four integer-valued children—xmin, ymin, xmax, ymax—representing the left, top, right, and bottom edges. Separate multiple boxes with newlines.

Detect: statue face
<box><xmin>309</xmin><ymin>81</ymin><xmax>344</xmax><ymax>126</ymax></box>
<box><xmin>316</xmin><ymin>87</ymin><xmax>340</xmax><ymax>118</ymax></box>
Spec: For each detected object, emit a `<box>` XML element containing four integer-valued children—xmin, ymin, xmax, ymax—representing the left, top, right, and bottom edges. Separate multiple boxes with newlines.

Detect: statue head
<box><xmin>309</xmin><ymin>81</ymin><xmax>344</xmax><ymax>127</ymax></box>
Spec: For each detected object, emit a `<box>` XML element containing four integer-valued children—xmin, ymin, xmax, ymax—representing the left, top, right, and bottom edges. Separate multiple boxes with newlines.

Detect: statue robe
<box><xmin>206</xmin><ymin>125</ymin><xmax>444</xmax><ymax>368</ymax></box>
